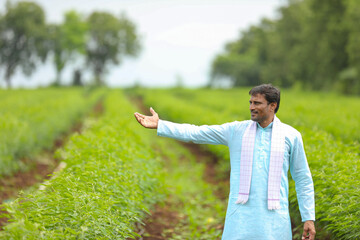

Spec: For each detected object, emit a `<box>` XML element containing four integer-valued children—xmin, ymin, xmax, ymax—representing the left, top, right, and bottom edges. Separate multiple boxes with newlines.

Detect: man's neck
<box><xmin>258</xmin><ymin>116</ymin><xmax>274</xmax><ymax>128</ymax></box>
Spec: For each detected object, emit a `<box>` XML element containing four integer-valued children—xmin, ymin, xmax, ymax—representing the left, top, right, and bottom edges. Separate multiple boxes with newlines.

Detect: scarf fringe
<box><xmin>236</xmin><ymin>194</ymin><xmax>249</xmax><ymax>204</ymax></box>
<box><xmin>268</xmin><ymin>200</ymin><xmax>281</xmax><ymax>210</ymax></box>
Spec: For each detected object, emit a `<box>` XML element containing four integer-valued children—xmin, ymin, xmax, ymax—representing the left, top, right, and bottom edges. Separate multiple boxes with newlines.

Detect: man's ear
<box><xmin>270</xmin><ymin>102</ymin><xmax>277</xmax><ymax>112</ymax></box>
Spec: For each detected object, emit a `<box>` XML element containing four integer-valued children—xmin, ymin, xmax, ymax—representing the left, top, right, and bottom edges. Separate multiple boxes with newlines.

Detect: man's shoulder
<box><xmin>223</xmin><ymin>120</ymin><xmax>252</xmax><ymax>132</ymax></box>
<box><xmin>234</xmin><ymin>120</ymin><xmax>252</xmax><ymax>124</ymax></box>
<box><xmin>281</xmin><ymin>122</ymin><xmax>302</xmax><ymax>138</ymax></box>
<box><xmin>228</xmin><ymin>120</ymin><xmax>252</xmax><ymax>126</ymax></box>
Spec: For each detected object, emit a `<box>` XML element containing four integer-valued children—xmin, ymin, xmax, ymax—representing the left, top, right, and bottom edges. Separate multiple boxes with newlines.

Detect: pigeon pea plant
<box><xmin>1</xmin><ymin>90</ymin><xmax>165</xmax><ymax>239</ymax></box>
<box><xmin>0</xmin><ymin>88</ymin><xmax>103</xmax><ymax>177</ymax></box>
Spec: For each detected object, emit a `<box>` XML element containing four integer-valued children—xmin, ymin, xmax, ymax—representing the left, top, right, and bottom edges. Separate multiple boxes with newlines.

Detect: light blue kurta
<box><xmin>157</xmin><ymin>119</ymin><xmax>315</xmax><ymax>240</ymax></box>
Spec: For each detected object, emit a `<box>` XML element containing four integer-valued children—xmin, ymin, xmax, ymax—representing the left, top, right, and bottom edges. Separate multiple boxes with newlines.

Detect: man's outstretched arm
<box><xmin>134</xmin><ymin>107</ymin><xmax>159</xmax><ymax>129</ymax></box>
<box><xmin>134</xmin><ymin>107</ymin><xmax>235</xmax><ymax>146</ymax></box>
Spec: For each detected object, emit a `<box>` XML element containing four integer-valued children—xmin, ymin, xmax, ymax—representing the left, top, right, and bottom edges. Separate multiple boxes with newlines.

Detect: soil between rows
<box><xmin>134</xmin><ymin>142</ymin><xmax>228</xmax><ymax>240</ymax></box>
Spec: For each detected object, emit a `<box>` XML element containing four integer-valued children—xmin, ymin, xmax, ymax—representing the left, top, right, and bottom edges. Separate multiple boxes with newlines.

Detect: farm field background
<box><xmin>0</xmin><ymin>88</ymin><xmax>104</xmax><ymax>177</ymax></box>
<box><xmin>0</xmin><ymin>87</ymin><xmax>359</xmax><ymax>239</ymax></box>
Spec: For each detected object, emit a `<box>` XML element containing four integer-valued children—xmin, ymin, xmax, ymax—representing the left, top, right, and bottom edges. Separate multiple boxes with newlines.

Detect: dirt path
<box><xmin>135</xmin><ymin>199</ymin><xmax>184</xmax><ymax>240</ymax></box>
<box><xmin>180</xmin><ymin>142</ymin><xmax>229</xmax><ymax>200</ymax></box>
<box><xmin>129</xmin><ymin>95</ymin><xmax>228</xmax><ymax>239</ymax></box>
<box><xmin>0</xmin><ymin>99</ymin><xmax>104</xmax><ymax>229</ymax></box>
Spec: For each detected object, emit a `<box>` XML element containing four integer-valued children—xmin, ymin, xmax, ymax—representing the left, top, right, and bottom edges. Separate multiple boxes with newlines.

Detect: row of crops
<box><xmin>0</xmin><ymin>88</ymin><xmax>103</xmax><ymax>177</ymax></box>
<box><xmin>1</xmin><ymin>90</ymin><xmax>167</xmax><ymax>238</ymax></box>
<box><xmin>131</xmin><ymin>88</ymin><xmax>360</xmax><ymax>240</ymax></box>
<box><xmin>1</xmin><ymin>89</ymin><xmax>226</xmax><ymax>239</ymax></box>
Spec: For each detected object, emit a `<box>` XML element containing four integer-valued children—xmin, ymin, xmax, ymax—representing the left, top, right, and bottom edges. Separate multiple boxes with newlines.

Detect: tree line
<box><xmin>0</xmin><ymin>1</ymin><xmax>141</xmax><ymax>88</ymax></box>
<box><xmin>210</xmin><ymin>0</ymin><xmax>360</xmax><ymax>95</ymax></box>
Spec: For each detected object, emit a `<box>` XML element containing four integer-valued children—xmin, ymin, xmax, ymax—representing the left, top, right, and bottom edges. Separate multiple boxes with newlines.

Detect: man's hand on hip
<box><xmin>134</xmin><ymin>107</ymin><xmax>159</xmax><ymax>129</ymax></box>
<box><xmin>302</xmin><ymin>220</ymin><xmax>316</xmax><ymax>240</ymax></box>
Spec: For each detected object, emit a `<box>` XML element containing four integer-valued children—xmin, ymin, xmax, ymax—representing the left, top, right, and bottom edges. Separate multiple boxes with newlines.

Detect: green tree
<box><xmin>341</xmin><ymin>0</ymin><xmax>360</xmax><ymax>94</ymax></box>
<box><xmin>211</xmin><ymin>52</ymin><xmax>261</xmax><ymax>87</ymax></box>
<box><xmin>47</xmin><ymin>10</ymin><xmax>87</xmax><ymax>86</ymax></box>
<box><xmin>211</xmin><ymin>21</ymin><xmax>272</xmax><ymax>87</ymax></box>
<box><xmin>210</xmin><ymin>0</ymin><xmax>359</xmax><ymax>94</ymax></box>
<box><xmin>86</xmin><ymin>12</ymin><xmax>141</xmax><ymax>85</ymax></box>
<box><xmin>0</xmin><ymin>1</ymin><xmax>47</xmax><ymax>88</ymax></box>
<box><xmin>306</xmin><ymin>0</ymin><xmax>348</xmax><ymax>90</ymax></box>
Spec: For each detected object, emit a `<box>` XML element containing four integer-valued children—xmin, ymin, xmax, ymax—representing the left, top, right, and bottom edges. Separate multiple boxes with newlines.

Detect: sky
<box><xmin>0</xmin><ymin>0</ymin><xmax>285</xmax><ymax>88</ymax></box>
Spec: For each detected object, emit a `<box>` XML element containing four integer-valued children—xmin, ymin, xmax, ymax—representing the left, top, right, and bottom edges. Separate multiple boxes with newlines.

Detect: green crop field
<box><xmin>0</xmin><ymin>88</ymin><xmax>359</xmax><ymax>239</ymax></box>
<box><xmin>0</xmin><ymin>88</ymin><xmax>104</xmax><ymax>177</ymax></box>
<box><xmin>132</xmin><ymin>87</ymin><xmax>360</xmax><ymax>239</ymax></box>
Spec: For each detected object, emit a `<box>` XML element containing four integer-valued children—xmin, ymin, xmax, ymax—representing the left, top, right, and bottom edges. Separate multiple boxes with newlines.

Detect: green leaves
<box><xmin>0</xmin><ymin>88</ymin><xmax>101</xmax><ymax>177</ymax></box>
<box><xmin>1</xmin><ymin>90</ymin><xmax>165</xmax><ymax>239</ymax></box>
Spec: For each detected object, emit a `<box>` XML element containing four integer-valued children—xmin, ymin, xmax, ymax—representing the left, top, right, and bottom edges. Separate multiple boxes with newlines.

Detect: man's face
<box><xmin>249</xmin><ymin>93</ymin><xmax>276</xmax><ymax>125</ymax></box>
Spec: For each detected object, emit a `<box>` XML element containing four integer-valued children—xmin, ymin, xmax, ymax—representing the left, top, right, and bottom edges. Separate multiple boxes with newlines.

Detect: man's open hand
<box><xmin>302</xmin><ymin>220</ymin><xmax>316</xmax><ymax>240</ymax></box>
<box><xmin>134</xmin><ymin>107</ymin><xmax>159</xmax><ymax>129</ymax></box>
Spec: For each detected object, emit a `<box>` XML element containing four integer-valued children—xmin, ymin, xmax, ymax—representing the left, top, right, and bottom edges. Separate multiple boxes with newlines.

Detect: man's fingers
<box><xmin>134</xmin><ymin>113</ymin><xmax>142</xmax><ymax>124</ymax></box>
<box><xmin>134</xmin><ymin>113</ymin><xmax>147</xmax><ymax>125</ymax></box>
<box><xmin>134</xmin><ymin>112</ymin><xmax>146</xmax><ymax>119</ymax></box>
<box><xmin>302</xmin><ymin>228</ymin><xmax>315</xmax><ymax>240</ymax></box>
<box><xmin>149</xmin><ymin>107</ymin><xmax>157</xmax><ymax>116</ymax></box>
<box><xmin>134</xmin><ymin>110</ymin><xmax>158</xmax><ymax>128</ymax></box>
<box><xmin>134</xmin><ymin>113</ymin><xmax>141</xmax><ymax>120</ymax></box>
<box><xmin>302</xmin><ymin>230</ymin><xmax>309</xmax><ymax>240</ymax></box>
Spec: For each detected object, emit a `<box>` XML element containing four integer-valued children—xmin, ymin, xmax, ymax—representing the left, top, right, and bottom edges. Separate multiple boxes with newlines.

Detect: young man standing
<box><xmin>134</xmin><ymin>84</ymin><xmax>316</xmax><ymax>240</ymax></box>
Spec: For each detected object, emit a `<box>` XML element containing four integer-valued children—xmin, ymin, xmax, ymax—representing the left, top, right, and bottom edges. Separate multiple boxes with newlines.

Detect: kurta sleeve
<box><xmin>289</xmin><ymin>133</ymin><xmax>315</xmax><ymax>222</ymax></box>
<box><xmin>157</xmin><ymin>119</ymin><xmax>234</xmax><ymax>146</ymax></box>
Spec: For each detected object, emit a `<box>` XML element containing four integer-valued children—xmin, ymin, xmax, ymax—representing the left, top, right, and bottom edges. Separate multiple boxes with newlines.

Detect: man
<box><xmin>134</xmin><ymin>84</ymin><xmax>316</xmax><ymax>240</ymax></box>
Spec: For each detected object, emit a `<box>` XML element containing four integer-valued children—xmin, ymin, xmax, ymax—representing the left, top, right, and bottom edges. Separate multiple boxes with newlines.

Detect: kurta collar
<box><xmin>256</xmin><ymin>121</ymin><xmax>273</xmax><ymax>131</ymax></box>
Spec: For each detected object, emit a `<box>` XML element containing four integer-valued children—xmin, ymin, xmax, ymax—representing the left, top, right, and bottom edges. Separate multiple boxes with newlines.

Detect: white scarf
<box><xmin>236</xmin><ymin>116</ymin><xmax>285</xmax><ymax>210</ymax></box>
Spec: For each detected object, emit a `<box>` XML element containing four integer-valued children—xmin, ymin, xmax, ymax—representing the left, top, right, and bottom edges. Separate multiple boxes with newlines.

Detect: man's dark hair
<box><xmin>249</xmin><ymin>84</ymin><xmax>280</xmax><ymax>113</ymax></box>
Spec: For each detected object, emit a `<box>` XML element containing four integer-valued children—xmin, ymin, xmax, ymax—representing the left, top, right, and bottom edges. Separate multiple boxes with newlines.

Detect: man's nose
<box><xmin>249</xmin><ymin>103</ymin><xmax>255</xmax><ymax>110</ymax></box>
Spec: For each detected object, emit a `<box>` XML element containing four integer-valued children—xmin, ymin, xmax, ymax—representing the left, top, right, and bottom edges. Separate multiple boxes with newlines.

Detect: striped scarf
<box><xmin>236</xmin><ymin>116</ymin><xmax>285</xmax><ymax>210</ymax></box>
